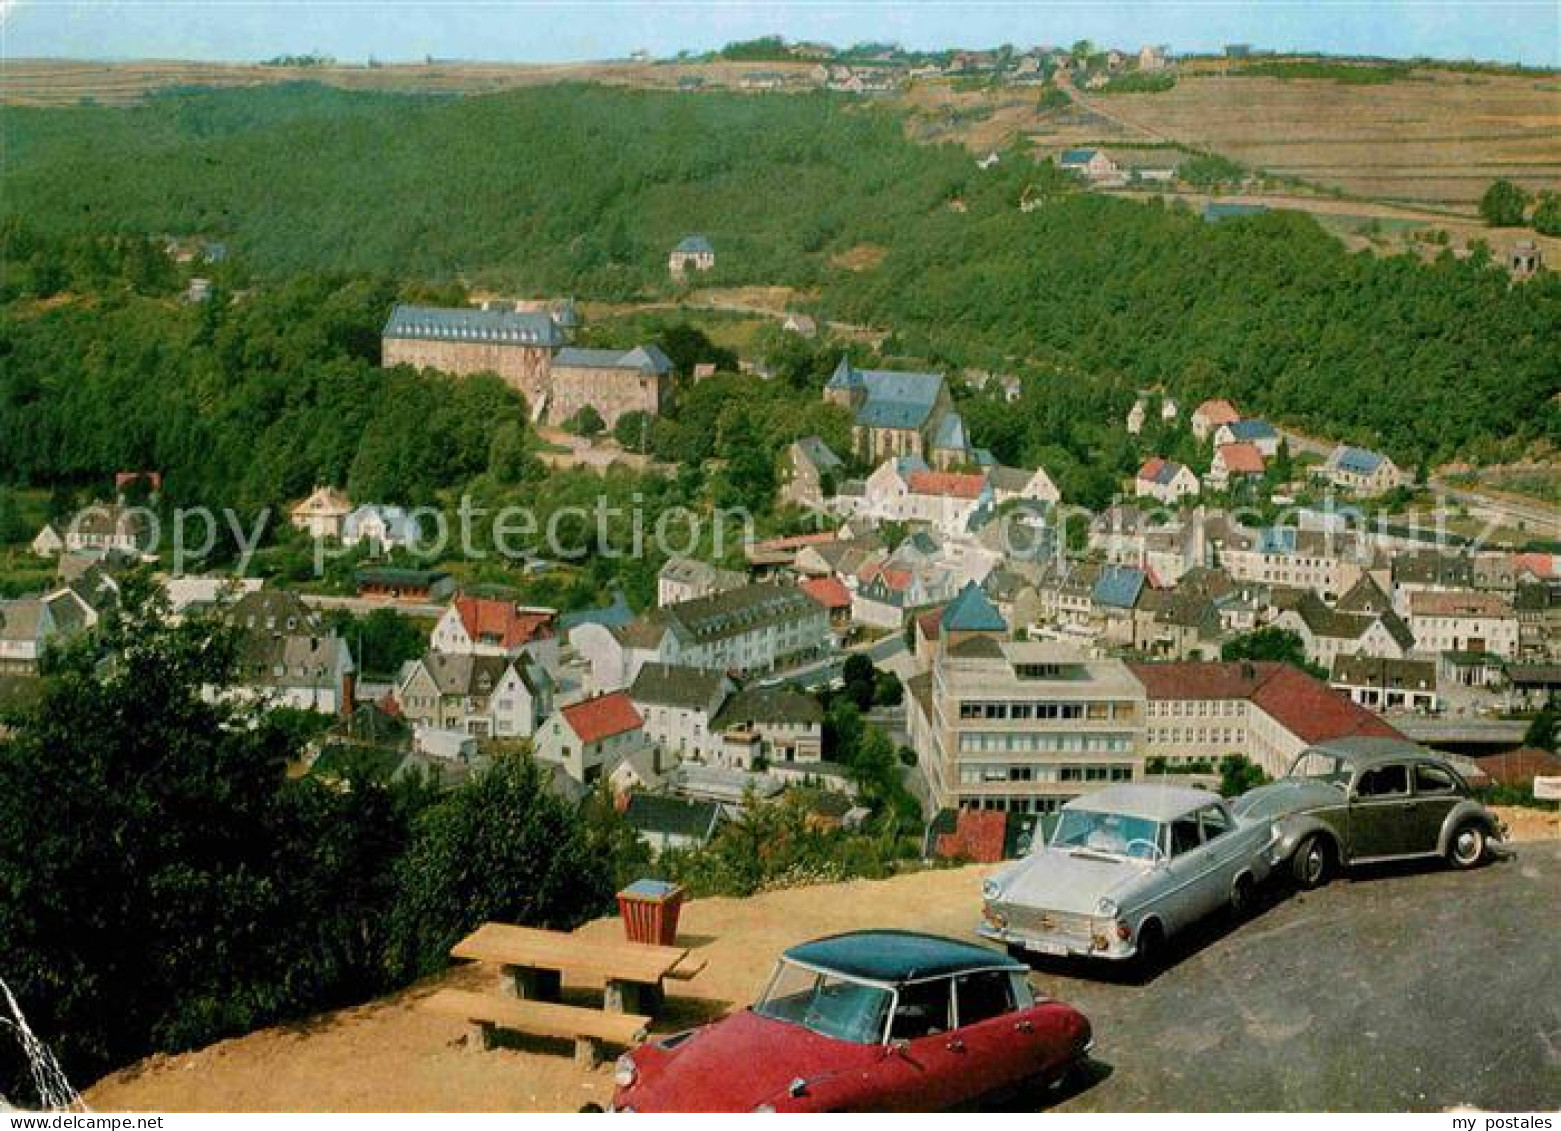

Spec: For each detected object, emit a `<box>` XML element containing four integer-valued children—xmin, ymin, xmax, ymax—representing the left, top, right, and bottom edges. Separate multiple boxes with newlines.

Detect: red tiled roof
<box><xmin>1513</xmin><ymin>552</ymin><xmax>1555</xmax><ymax>579</ymax></box>
<box><xmin>1474</xmin><ymin>747</ymin><xmax>1561</xmax><ymax>788</ymax></box>
<box><xmin>867</xmin><ymin>566</ymin><xmax>913</xmax><ymax>592</ymax></box>
<box><xmin>907</xmin><ymin>471</ymin><xmax>985</xmax><ymax>500</ymax></box>
<box><xmin>1129</xmin><ymin>660</ymin><xmax>1281</xmax><ymax>701</ymax></box>
<box><xmin>1128</xmin><ymin>661</ymin><xmax>1404</xmax><ymax>746</ymax></box>
<box><xmin>562</xmin><ymin>692</ymin><xmax>643</xmax><ymax>745</ymax></box>
<box><xmin>1409</xmin><ymin>591</ymin><xmax>1513</xmax><ymax>619</ymax></box>
<box><xmin>1248</xmin><ymin>665</ymin><xmax>1403</xmax><ymax>745</ymax></box>
<box><xmin>454</xmin><ymin>596</ymin><xmax>553</xmax><ymax>649</ymax></box>
<box><xmin>799</xmin><ymin>577</ymin><xmax>852</xmax><ymax>610</ymax></box>
<box><xmin>1195</xmin><ymin>398</ymin><xmax>1240</xmax><ymax>425</ymax></box>
<box><xmin>1137</xmin><ymin>457</ymin><xmax>1168</xmax><ymax>482</ymax></box>
<box><xmin>915</xmin><ymin>607</ymin><xmax>944</xmax><ymax>640</ymax></box>
<box><xmin>749</xmin><ymin>531</ymin><xmax>839</xmax><ymax>553</ymax></box>
<box><xmin>1216</xmin><ymin>442</ymin><xmax>1266</xmax><ymax>475</ymax></box>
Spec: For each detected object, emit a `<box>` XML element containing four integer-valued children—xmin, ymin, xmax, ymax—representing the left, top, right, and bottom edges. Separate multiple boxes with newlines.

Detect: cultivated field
<box><xmin>1082</xmin><ymin>69</ymin><xmax>1561</xmax><ymax>209</ymax></box>
<box><xmin>0</xmin><ymin>57</ymin><xmax>818</xmax><ymax>106</ymax></box>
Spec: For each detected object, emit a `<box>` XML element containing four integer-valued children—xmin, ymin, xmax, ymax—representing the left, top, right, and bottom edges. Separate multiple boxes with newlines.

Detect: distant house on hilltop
<box><xmin>1058</xmin><ymin>148</ymin><xmax>1118</xmax><ymax>180</ymax></box>
<box><xmin>669</xmin><ymin>235</ymin><xmax>715</xmax><ymax>278</ymax></box>
<box><xmin>1321</xmin><ymin>445</ymin><xmax>1404</xmax><ymax>497</ymax></box>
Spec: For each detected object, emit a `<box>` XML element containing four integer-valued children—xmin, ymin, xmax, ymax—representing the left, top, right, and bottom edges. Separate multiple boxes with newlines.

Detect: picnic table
<box><xmin>451</xmin><ymin>922</ymin><xmax>704</xmax><ymax>1014</ymax></box>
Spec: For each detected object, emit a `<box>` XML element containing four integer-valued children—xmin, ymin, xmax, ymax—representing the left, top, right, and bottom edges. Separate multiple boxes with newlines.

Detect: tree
<box><xmin>613</xmin><ymin>410</ymin><xmax>652</xmax><ymax>453</ymax></box>
<box><xmin>1221</xmin><ymin>627</ymin><xmax>1319</xmax><ymax>674</ymax></box>
<box><xmin>563</xmin><ymin>405</ymin><xmax>605</xmax><ymax>438</ymax></box>
<box><xmin>841</xmin><ymin>653</ymin><xmax>876</xmax><ymax>711</ymax></box>
<box><xmin>0</xmin><ymin>585</ymin><xmax>430</xmax><ymax>1101</ymax></box>
<box><xmin>1479</xmin><ymin>179</ymin><xmax>1529</xmax><ymax>227</ymax></box>
<box><xmin>1524</xmin><ymin>701</ymin><xmax>1557</xmax><ymax>753</ymax></box>
<box><xmin>0</xmin><ymin>488</ymin><xmax>27</xmax><ymax>545</ymax></box>
<box><xmin>1531</xmin><ymin>192</ymin><xmax>1561</xmax><ymax>238</ymax></box>
<box><xmin>388</xmin><ymin>753</ymin><xmax>614</xmax><ymax>978</ymax></box>
<box><xmin>1218</xmin><ymin>754</ymin><xmax>1270</xmax><ymax>798</ymax></box>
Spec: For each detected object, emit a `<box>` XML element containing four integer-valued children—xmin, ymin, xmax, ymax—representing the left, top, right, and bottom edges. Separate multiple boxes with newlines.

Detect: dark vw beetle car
<box><xmin>1232</xmin><ymin>737</ymin><xmax>1505</xmax><ymax>888</ymax></box>
<box><xmin>609</xmin><ymin>930</ymin><xmax>1093</xmax><ymax>1112</ymax></box>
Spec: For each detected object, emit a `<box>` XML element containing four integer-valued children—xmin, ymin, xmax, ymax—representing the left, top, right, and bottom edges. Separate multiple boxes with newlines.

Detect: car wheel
<box><xmin>1447</xmin><ymin>823</ymin><xmax>1486</xmax><ymax>870</ymax></box>
<box><xmin>1230</xmin><ymin>872</ymin><xmax>1257</xmax><ymax>918</ymax></box>
<box><xmin>1292</xmin><ymin>834</ymin><xmax>1332</xmax><ymax>889</ymax></box>
<box><xmin>1134</xmin><ymin>920</ymin><xmax>1165</xmax><ymax>979</ymax></box>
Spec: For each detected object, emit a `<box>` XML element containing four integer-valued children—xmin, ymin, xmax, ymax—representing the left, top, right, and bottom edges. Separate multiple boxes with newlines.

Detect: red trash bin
<box><xmin>617</xmin><ymin>879</ymin><xmax>685</xmax><ymax>946</ymax></box>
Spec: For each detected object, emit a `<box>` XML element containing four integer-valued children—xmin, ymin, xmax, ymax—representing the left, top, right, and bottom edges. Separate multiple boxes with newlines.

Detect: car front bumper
<box><xmin>978</xmin><ymin>919</ymin><xmax>1137</xmax><ymax>961</ymax></box>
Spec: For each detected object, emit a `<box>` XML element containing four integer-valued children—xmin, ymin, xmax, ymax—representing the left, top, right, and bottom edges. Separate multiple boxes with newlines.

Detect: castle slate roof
<box><xmin>1328</xmin><ymin>445</ymin><xmax>1387</xmax><ymax>475</ymax></box>
<box><xmin>1225</xmin><ymin>419</ymin><xmax>1277</xmax><ymax>442</ymax></box>
<box><xmin>1093</xmin><ymin>565</ymin><xmax>1147</xmax><ymax>610</ymax></box>
<box><xmin>829</xmin><ymin>358</ymin><xmax>947</xmax><ymax>432</ymax></box>
<box><xmin>382</xmin><ymin>304</ymin><xmax>565</xmax><ymax>347</ymax></box>
<box><xmin>628</xmin><ymin>662</ymin><xmax>727</xmax><ymax>711</ymax></box>
<box><xmin>553</xmin><ymin>344</ymin><xmax>673</xmax><ymax>374</ymax></box>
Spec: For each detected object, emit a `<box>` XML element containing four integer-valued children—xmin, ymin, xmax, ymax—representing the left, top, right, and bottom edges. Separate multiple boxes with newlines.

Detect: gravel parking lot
<box><xmin>1037</xmin><ymin>841</ymin><xmax>1561</xmax><ymax>1112</ymax></box>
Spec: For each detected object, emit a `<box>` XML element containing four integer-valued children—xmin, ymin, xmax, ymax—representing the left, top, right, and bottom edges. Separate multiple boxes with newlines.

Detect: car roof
<box><xmin>1061</xmin><ymin>782</ymin><xmax>1221</xmax><ymax>822</ymax></box>
<box><xmin>782</xmin><ymin>930</ymin><xmax>1021</xmax><ymax>984</ymax></box>
<box><xmin>1304</xmin><ymin>736</ymin><xmax>1434</xmax><ymax>770</ymax></box>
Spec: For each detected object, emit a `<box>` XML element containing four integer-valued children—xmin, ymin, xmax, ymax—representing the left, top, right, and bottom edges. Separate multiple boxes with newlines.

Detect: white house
<box><xmin>1321</xmin><ymin>445</ymin><xmax>1405</xmax><ymax>497</ymax></box>
<box><xmin>533</xmin><ymin>691</ymin><xmax>647</xmax><ymax>786</ymax></box>
<box><xmin>656</xmin><ymin>557</ymin><xmax>746</xmax><ymax>608</ymax></box>
<box><xmin>1134</xmin><ymin>458</ymin><xmax>1200</xmax><ymax>505</ymax></box>
<box><xmin>342</xmin><ymin>504</ymin><xmax>423</xmax><ymax>553</ymax></box>
<box><xmin>1213</xmin><ymin>419</ymin><xmax>1280</xmax><ymax>457</ymax></box>
<box><xmin>289</xmin><ymin>486</ymin><xmax>353</xmax><ymax>540</ymax></box>
<box><xmin>1408</xmin><ymin>591</ymin><xmax>1519</xmax><ymax>660</ymax></box>
<box><xmin>30</xmin><ymin>525</ymin><xmax>63</xmax><ymax>558</ymax></box>
<box><xmin>627</xmin><ymin>662</ymin><xmax>733</xmax><ymax>762</ymax></box>
<box><xmin>430</xmin><ymin>595</ymin><xmax>556</xmax><ymax>666</ymax></box>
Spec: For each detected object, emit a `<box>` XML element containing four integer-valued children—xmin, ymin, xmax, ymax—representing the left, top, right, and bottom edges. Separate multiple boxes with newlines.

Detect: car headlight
<box><xmin>613</xmin><ymin>1053</ymin><xmax>637</xmax><ymax>1089</ymax></box>
<box><xmin>1095</xmin><ymin>898</ymin><xmax>1118</xmax><ymax>918</ymax></box>
<box><xmin>982</xmin><ymin>879</ymin><xmax>1001</xmax><ymax>901</ymax></box>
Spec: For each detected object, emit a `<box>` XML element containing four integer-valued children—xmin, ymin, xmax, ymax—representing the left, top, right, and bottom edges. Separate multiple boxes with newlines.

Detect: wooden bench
<box><xmin>423</xmin><ymin>988</ymin><xmax>649</xmax><ymax>1069</ymax></box>
<box><xmin>451</xmin><ymin>923</ymin><xmax>700</xmax><ymax>1014</ymax></box>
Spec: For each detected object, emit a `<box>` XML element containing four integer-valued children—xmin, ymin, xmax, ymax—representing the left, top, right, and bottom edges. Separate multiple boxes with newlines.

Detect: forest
<box><xmin>2</xmin><ymin>82</ymin><xmax>1556</xmax><ymax>472</ymax></box>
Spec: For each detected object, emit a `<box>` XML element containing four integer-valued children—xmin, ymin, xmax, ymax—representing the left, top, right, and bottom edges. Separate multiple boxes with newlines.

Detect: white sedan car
<box><xmin>979</xmin><ymin>784</ymin><xmax>1275</xmax><ymax>970</ymax></box>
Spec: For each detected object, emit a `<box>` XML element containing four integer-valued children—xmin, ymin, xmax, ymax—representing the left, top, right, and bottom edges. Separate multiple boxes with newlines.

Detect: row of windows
<box><xmin>1147</xmin><ymin>727</ymin><xmax>1246</xmax><ymax>746</ymax></box>
<box><xmin>958</xmin><ymin>764</ymin><xmax>1134</xmax><ymax>785</ymax></box>
<box><xmin>1145</xmin><ymin>699</ymin><xmax>1245</xmax><ymax>719</ymax></box>
<box><xmin>958</xmin><ymin>732</ymin><xmax>1134</xmax><ymax>754</ymax></box>
<box><xmin>957</xmin><ymin>700</ymin><xmax>1130</xmax><ymax>722</ymax></box>
<box><xmin>965</xmin><ymin>795</ymin><xmax>1071</xmax><ymax>814</ymax></box>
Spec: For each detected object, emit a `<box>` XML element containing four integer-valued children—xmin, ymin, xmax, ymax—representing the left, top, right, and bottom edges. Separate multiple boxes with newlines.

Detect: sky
<box><xmin>2</xmin><ymin>1</ymin><xmax>1556</xmax><ymax>68</ymax></box>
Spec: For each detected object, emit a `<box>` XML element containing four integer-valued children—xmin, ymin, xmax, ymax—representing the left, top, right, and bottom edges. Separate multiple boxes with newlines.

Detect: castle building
<box><xmin>549</xmin><ymin>345</ymin><xmax>673</xmax><ymax>428</ymax></box>
<box><xmin>381</xmin><ymin>303</ymin><xmax>671</xmax><ymax>426</ymax></box>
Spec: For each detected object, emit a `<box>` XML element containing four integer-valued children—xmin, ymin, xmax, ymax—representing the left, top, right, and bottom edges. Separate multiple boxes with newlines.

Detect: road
<box><xmin>1019</xmin><ymin>843</ymin><xmax>1561</xmax><ymax>1112</ymax></box>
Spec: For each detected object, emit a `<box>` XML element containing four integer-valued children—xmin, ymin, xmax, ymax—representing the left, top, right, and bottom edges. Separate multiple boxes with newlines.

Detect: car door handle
<box><xmin>1013</xmin><ymin>1019</ymin><xmax>1034</xmax><ymax>1033</ymax></box>
<box><xmin>946</xmin><ymin>1037</ymin><xmax>966</xmax><ymax>1052</ymax></box>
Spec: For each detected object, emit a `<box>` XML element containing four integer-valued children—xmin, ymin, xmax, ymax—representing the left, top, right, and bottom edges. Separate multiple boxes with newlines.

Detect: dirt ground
<box><xmin>84</xmin><ymin>810</ymin><xmax>1557</xmax><ymax>1112</ymax></box>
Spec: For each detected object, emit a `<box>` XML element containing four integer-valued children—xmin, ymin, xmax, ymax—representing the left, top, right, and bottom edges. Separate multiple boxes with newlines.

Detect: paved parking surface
<box><xmin>1023</xmin><ymin>842</ymin><xmax>1561</xmax><ymax>1111</ymax></box>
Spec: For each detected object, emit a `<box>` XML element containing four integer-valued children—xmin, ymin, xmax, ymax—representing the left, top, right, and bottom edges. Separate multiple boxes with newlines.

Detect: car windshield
<box><xmin>753</xmin><ymin>959</ymin><xmax>894</xmax><ymax>1045</ymax></box>
<box><xmin>1051</xmin><ymin>809</ymin><xmax>1162</xmax><ymax>861</ymax></box>
<box><xmin>1289</xmin><ymin>749</ymin><xmax>1352</xmax><ymax>789</ymax></box>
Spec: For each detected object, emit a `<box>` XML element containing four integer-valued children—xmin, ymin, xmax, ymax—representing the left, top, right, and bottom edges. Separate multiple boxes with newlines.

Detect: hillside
<box><xmin>2</xmin><ymin>83</ymin><xmax>1558</xmax><ymax>468</ymax></box>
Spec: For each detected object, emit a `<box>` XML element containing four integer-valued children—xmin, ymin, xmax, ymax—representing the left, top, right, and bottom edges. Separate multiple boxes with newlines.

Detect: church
<box><xmin>823</xmin><ymin>356</ymin><xmax>975</xmax><ymax>469</ymax></box>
